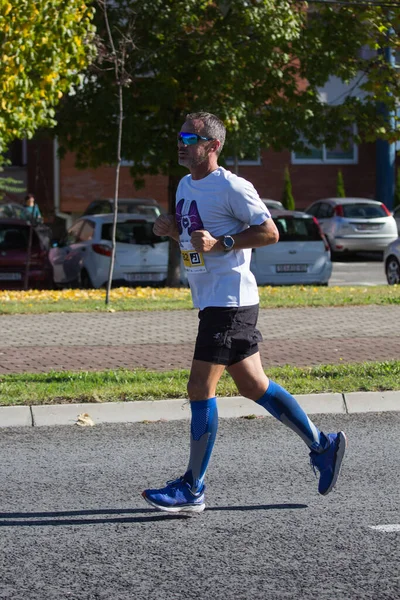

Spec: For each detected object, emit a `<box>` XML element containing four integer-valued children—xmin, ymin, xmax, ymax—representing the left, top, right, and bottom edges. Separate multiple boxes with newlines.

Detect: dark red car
<box><xmin>0</xmin><ymin>218</ymin><xmax>53</xmax><ymax>290</ymax></box>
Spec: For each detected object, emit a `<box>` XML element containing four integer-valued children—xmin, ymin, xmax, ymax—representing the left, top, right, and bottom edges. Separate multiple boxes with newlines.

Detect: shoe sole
<box><xmin>321</xmin><ymin>431</ymin><xmax>347</xmax><ymax>496</ymax></box>
<box><xmin>141</xmin><ymin>491</ymin><xmax>206</xmax><ymax>514</ymax></box>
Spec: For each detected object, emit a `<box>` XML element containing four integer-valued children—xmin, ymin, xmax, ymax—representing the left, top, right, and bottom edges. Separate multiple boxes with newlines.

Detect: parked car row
<box><xmin>48</xmin><ymin>208</ymin><xmax>332</xmax><ymax>289</ymax></box>
<box><xmin>0</xmin><ymin>195</ymin><xmax>399</xmax><ymax>290</ymax></box>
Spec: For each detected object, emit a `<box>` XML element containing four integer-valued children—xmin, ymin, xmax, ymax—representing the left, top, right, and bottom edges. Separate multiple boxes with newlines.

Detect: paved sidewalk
<box><xmin>1</xmin><ymin>305</ymin><xmax>399</xmax><ymax>426</ymax></box>
<box><xmin>1</xmin><ymin>305</ymin><xmax>399</xmax><ymax>373</ymax></box>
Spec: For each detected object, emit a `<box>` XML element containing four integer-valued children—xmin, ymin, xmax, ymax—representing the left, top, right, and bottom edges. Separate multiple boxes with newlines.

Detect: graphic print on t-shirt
<box><xmin>176</xmin><ymin>198</ymin><xmax>207</xmax><ymax>273</ymax></box>
<box><xmin>176</xmin><ymin>199</ymin><xmax>204</xmax><ymax>235</ymax></box>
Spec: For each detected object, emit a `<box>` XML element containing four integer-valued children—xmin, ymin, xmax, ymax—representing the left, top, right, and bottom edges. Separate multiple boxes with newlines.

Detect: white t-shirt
<box><xmin>176</xmin><ymin>166</ymin><xmax>271</xmax><ymax>309</ymax></box>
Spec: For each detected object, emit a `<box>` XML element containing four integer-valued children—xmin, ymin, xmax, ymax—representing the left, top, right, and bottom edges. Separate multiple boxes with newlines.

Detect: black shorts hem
<box><xmin>193</xmin><ymin>305</ymin><xmax>262</xmax><ymax>367</ymax></box>
<box><xmin>193</xmin><ymin>343</ymin><xmax>259</xmax><ymax>366</ymax></box>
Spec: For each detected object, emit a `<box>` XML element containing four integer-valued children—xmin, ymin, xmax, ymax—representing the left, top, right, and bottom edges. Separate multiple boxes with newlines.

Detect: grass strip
<box><xmin>0</xmin><ymin>361</ymin><xmax>399</xmax><ymax>406</ymax></box>
<box><xmin>0</xmin><ymin>285</ymin><xmax>399</xmax><ymax>314</ymax></box>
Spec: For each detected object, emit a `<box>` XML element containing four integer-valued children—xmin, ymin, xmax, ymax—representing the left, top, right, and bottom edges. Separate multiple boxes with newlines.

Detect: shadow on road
<box><xmin>0</xmin><ymin>503</ymin><xmax>307</xmax><ymax>526</ymax></box>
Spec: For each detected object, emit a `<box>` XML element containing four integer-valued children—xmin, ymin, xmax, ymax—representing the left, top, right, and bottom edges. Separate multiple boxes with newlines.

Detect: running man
<box><xmin>142</xmin><ymin>111</ymin><xmax>347</xmax><ymax>513</ymax></box>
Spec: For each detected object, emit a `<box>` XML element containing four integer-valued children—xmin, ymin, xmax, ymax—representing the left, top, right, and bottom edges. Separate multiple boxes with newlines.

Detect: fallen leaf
<box><xmin>76</xmin><ymin>413</ymin><xmax>95</xmax><ymax>427</ymax></box>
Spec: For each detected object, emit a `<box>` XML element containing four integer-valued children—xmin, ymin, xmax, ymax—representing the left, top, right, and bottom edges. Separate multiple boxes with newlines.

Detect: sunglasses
<box><xmin>178</xmin><ymin>132</ymin><xmax>214</xmax><ymax>145</ymax></box>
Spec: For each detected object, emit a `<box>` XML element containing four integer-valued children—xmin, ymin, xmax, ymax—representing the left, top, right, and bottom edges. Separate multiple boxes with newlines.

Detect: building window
<box><xmin>224</xmin><ymin>151</ymin><xmax>261</xmax><ymax>166</ymax></box>
<box><xmin>292</xmin><ymin>128</ymin><xmax>358</xmax><ymax>165</ymax></box>
<box><xmin>4</xmin><ymin>139</ymin><xmax>28</xmax><ymax>167</ymax></box>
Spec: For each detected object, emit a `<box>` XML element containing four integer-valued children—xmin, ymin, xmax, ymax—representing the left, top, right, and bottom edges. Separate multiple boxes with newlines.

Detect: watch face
<box><xmin>224</xmin><ymin>236</ymin><xmax>234</xmax><ymax>250</ymax></box>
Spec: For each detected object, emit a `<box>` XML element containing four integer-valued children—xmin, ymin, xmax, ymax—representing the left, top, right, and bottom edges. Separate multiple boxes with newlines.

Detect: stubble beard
<box><xmin>178</xmin><ymin>151</ymin><xmax>209</xmax><ymax>170</ymax></box>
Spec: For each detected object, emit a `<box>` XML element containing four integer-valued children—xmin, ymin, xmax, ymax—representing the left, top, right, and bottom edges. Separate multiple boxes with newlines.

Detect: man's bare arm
<box><xmin>191</xmin><ymin>219</ymin><xmax>279</xmax><ymax>253</ymax></box>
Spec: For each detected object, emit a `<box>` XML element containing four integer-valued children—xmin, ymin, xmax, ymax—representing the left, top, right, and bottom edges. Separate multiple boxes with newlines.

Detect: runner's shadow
<box><xmin>210</xmin><ymin>504</ymin><xmax>307</xmax><ymax>512</ymax></box>
<box><xmin>0</xmin><ymin>503</ymin><xmax>307</xmax><ymax>527</ymax></box>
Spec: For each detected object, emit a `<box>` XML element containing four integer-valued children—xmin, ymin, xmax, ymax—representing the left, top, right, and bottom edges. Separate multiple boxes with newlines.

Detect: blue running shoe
<box><xmin>142</xmin><ymin>477</ymin><xmax>206</xmax><ymax>514</ymax></box>
<box><xmin>309</xmin><ymin>431</ymin><xmax>347</xmax><ymax>495</ymax></box>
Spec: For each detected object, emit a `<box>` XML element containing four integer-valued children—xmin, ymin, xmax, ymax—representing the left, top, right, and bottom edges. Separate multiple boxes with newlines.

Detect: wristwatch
<box><xmin>222</xmin><ymin>235</ymin><xmax>235</xmax><ymax>252</ymax></box>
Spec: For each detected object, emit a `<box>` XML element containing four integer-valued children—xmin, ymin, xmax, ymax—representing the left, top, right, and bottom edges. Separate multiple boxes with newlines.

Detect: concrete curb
<box><xmin>0</xmin><ymin>391</ymin><xmax>399</xmax><ymax>428</ymax></box>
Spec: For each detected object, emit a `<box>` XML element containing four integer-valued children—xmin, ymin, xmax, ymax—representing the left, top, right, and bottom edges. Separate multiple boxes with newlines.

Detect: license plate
<box><xmin>0</xmin><ymin>272</ymin><xmax>22</xmax><ymax>280</ymax></box>
<box><xmin>125</xmin><ymin>273</ymin><xmax>165</xmax><ymax>282</ymax></box>
<box><xmin>354</xmin><ymin>224</ymin><xmax>381</xmax><ymax>231</ymax></box>
<box><xmin>276</xmin><ymin>264</ymin><xmax>308</xmax><ymax>273</ymax></box>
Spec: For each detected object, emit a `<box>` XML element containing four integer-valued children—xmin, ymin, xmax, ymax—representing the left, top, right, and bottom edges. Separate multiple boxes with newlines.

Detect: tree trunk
<box><xmin>167</xmin><ymin>171</ymin><xmax>182</xmax><ymax>287</ymax></box>
<box><xmin>105</xmin><ymin>78</ymin><xmax>122</xmax><ymax>305</ymax></box>
<box><xmin>103</xmin><ymin>0</ymin><xmax>124</xmax><ymax>305</ymax></box>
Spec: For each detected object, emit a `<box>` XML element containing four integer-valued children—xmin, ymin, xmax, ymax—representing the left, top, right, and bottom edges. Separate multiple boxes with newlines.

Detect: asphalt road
<box><xmin>0</xmin><ymin>413</ymin><xmax>399</xmax><ymax>600</ymax></box>
<box><xmin>330</xmin><ymin>255</ymin><xmax>386</xmax><ymax>287</ymax></box>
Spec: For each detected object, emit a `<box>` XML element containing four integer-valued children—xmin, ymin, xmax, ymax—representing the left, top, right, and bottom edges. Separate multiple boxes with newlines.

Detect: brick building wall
<box><xmin>60</xmin><ymin>151</ymin><xmax>170</xmax><ymax>214</ymax></box>
<box><xmin>58</xmin><ymin>142</ymin><xmax>379</xmax><ymax>214</ymax></box>
<box><xmin>27</xmin><ymin>138</ymin><xmax>397</xmax><ymax>223</ymax></box>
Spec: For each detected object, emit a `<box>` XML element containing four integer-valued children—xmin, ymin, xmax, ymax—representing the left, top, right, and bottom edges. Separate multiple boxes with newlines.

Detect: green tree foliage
<box><xmin>394</xmin><ymin>167</ymin><xmax>400</xmax><ymax>209</ymax></box>
<box><xmin>281</xmin><ymin>167</ymin><xmax>295</xmax><ymax>211</ymax></box>
<box><xmin>0</xmin><ymin>159</ymin><xmax>24</xmax><ymax>197</ymax></box>
<box><xmin>0</xmin><ymin>175</ymin><xmax>24</xmax><ymax>197</ymax></box>
<box><xmin>336</xmin><ymin>170</ymin><xmax>346</xmax><ymax>198</ymax></box>
<box><xmin>0</xmin><ymin>0</ymin><xmax>95</xmax><ymax>154</ymax></box>
<box><xmin>57</xmin><ymin>0</ymin><xmax>400</xmax><ymax>187</ymax></box>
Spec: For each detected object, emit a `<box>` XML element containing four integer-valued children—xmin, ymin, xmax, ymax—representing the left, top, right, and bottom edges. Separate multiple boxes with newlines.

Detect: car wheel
<box><xmin>44</xmin><ymin>278</ymin><xmax>56</xmax><ymax>290</ymax></box>
<box><xmin>80</xmin><ymin>269</ymin><xmax>93</xmax><ymax>289</ymax></box>
<box><xmin>386</xmin><ymin>256</ymin><xmax>400</xmax><ymax>285</ymax></box>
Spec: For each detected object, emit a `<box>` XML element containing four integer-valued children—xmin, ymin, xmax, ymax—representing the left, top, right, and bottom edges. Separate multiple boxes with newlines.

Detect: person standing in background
<box><xmin>24</xmin><ymin>193</ymin><xmax>42</xmax><ymax>224</ymax></box>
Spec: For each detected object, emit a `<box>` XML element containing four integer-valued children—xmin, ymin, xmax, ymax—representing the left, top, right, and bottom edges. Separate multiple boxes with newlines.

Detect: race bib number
<box><xmin>181</xmin><ymin>247</ymin><xmax>207</xmax><ymax>273</ymax></box>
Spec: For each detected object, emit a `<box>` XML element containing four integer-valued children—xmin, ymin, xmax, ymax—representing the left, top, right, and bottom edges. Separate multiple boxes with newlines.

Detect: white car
<box><xmin>305</xmin><ymin>197</ymin><xmax>398</xmax><ymax>255</ymax></box>
<box><xmin>383</xmin><ymin>237</ymin><xmax>400</xmax><ymax>285</ymax></box>
<box><xmin>49</xmin><ymin>214</ymin><xmax>169</xmax><ymax>288</ymax></box>
<box><xmin>393</xmin><ymin>205</ymin><xmax>400</xmax><ymax>235</ymax></box>
<box><xmin>251</xmin><ymin>210</ymin><xmax>332</xmax><ymax>285</ymax></box>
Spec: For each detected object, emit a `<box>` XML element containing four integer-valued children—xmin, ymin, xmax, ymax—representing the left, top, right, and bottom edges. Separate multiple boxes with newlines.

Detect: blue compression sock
<box><xmin>256</xmin><ymin>380</ymin><xmax>327</xmax><ymax>452</ymax></box>
<box><xmin>185</xmin><ymin>397</ymin><xmax>218</xmax><ymax>493</ymax></box>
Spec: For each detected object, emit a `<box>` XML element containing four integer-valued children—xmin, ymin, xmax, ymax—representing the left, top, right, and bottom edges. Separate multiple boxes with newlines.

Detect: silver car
<box><xmin>383</xmin><ymin>237</ymin><xmax>400</xmax><ymax>285</ymax></box>
<box><xmin>305</xmin><ymin>197</ymin><xmax>398</xmax><ymax>255</ymax></box>
<box><xmin>250</xmin><ymin>210</ymin><xmax>332</xmax><ymax>285</ymax></box>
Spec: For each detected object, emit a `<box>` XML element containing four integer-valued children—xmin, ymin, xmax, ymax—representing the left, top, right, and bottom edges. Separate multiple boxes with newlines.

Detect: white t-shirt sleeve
<box><xmin>227</xmin><ymin>176</ymin><xmax>271</xmax><ymax>226</ymax></box>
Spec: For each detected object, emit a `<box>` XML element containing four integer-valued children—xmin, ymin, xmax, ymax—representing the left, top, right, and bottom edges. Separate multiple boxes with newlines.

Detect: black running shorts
<box><xmin>193</xmin><ymin>304</ymin><xmax>263</xmax><ymax>366</ymax></box>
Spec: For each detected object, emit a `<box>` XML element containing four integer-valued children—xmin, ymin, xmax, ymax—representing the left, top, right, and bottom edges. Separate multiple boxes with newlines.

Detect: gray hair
<box><xmin>185</xmin><ymin>112</ymin><xmax>226</xmax><ymax>155</ymax></box>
